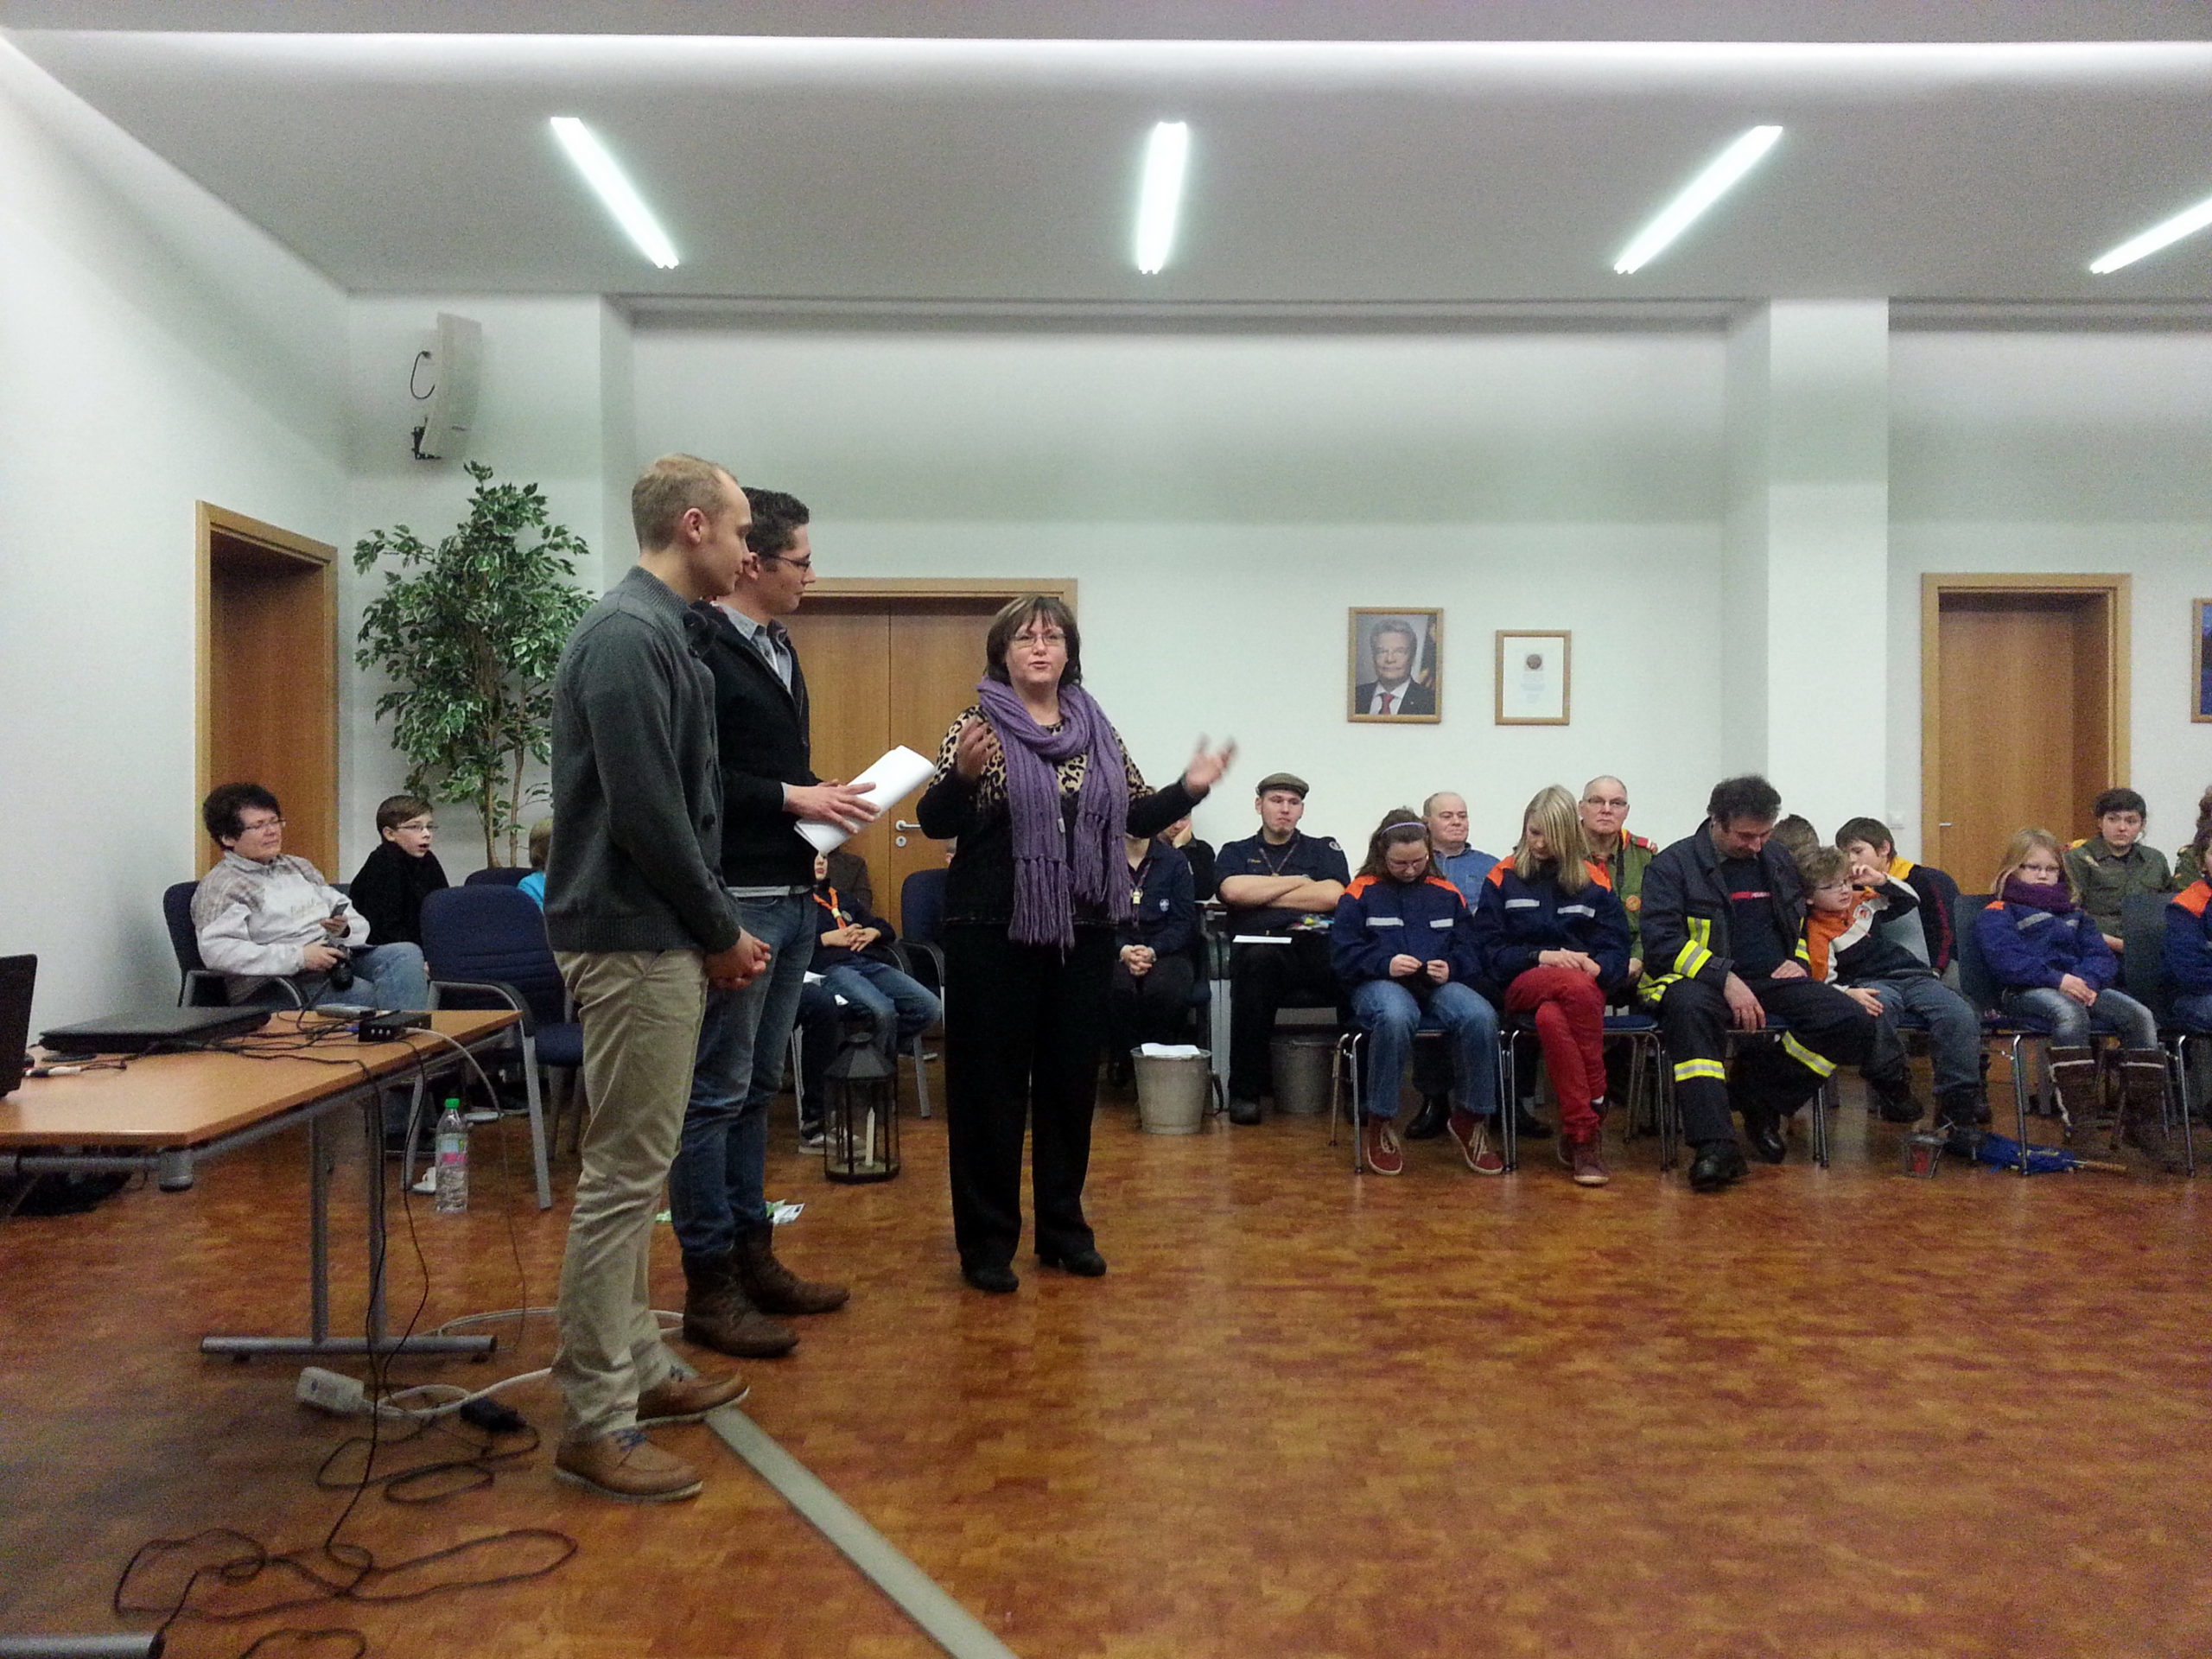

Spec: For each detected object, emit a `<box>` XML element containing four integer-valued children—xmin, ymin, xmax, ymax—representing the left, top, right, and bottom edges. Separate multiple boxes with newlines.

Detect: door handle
<box><xmin>1939</xmin><ymin>822</ymin><xmax>1954</xmax><ymax>828</ymax></box>
<box><xmin>894</xmin><ymin>820</ymin><xmax>923</xmax><ymax>832</ymax></box>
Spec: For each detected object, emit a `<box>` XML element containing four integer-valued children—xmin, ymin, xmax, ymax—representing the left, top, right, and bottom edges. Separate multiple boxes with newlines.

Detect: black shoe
<box><xmin>1037</xmin><ymin>1248</ymin><xmax>1108</xmax><ymax>1277</ymax></box>
<box><xmin>1227</xmin><ymin>1097</ymin><xmax>1262</xmax><ymax>1125</ymax></box>
<box><xmin>1402</xmin><ymin>1094</ymin><xmax>1450</xmax><ymax>1141</ymax></box>
<box><xmin>962</xmin><ymin>1264</ymin><xmax>1020</xmax><ymax>1294</ymax></box>
<box><xmin>1868</xmin><ymin>1072</ymin><xmax>1924</xmax><ymax>1124</ymax></box>
<box><xmin>1743</xmin><ymin>1109</ymin><xmax>1788</xmax><ymax>1165</ymax></box>
<box><xmin>1688</xmin><ymin>1141</ymin><xmax>1749</xmax><ymax>1192</ymax></box>
<box><xmin>1514</xmin><ymin>1104</ymin><xmax>1553</xmax><ymax>1141</ymax></box>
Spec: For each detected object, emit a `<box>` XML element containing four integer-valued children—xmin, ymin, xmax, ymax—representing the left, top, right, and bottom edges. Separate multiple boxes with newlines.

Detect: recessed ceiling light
<box><xmin>550</xmin><ymin>116</ymin><xmax>680</xmax><ymax>270</ymax></box>
<box><xmin>2090</xmin><ymin>190</ymin><xmax>2212</xmax><ymax>274</ymax></box>
<box><xmin>1613</xmin><ymin>124</ymin><xmax>1783</xmax><ymax>275</ymax></box>
<box><xmin>1135</xmin><ymin>122</ymin><xmax>1191</xmax><ymax>276</ymax></box>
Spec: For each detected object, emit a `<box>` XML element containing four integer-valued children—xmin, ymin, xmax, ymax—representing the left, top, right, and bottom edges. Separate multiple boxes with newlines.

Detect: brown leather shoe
<box><xmin>682</xmin><ymin>1251</ymin><xmax>798</xmax><ymax>1358</ymax></box>
<box><xmin>636</xmin><ymin>1370</ymin><xmax>752</xmax><ymax>1427</ymax></box>
<box><xmin>735</xmin><ymin>1230</ymin><xmax>849</xmax><ymax>1316</ymax></box>
<box><xmin>554</xmin><ymin>1429</ymin><xmax>702</xmax><ymax>1503</ymax></box>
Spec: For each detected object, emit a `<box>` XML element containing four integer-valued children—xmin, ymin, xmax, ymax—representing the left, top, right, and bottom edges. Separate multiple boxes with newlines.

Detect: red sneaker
<box><xmin>1568</xmin><ymin>1135</ymin><xmax>1611</xmax><ymax>1187</ymax></box>
<box><xmin>1448</xmin><ymin>1108</ymin><xmax>1505</xmax><ymax>1175</ymax></box>
<box><xmin>1362</xmin><ymin>1116</ymin><xmax>1404</xmax><ymax>1175</ymax></box>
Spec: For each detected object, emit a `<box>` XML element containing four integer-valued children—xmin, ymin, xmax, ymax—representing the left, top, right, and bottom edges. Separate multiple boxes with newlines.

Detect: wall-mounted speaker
<box><xmin>409</xmin><ymin>312</ymin><xmax>483</xmax><ymax>461</ymax></box>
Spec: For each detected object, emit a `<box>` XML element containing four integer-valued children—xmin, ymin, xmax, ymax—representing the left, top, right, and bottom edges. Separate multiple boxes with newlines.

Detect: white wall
<box><xmin>0</xmin><ymin>44</ymin><xmax>346</xmax><ymax>1027</ymax></box>
<box><xmin>342</xmin><ymin>295</ymin><xmax>633</xmax><ymax>874</ymax></box>
<box><xmin>1887</xmin><ymin>330</ymin><xmax>2212</xmax><ymax>868</ymax></box>
<box><xmin>631</xmin><ymin>324</ymin><xmax>1729</xmax><ymax>857</ymax></box>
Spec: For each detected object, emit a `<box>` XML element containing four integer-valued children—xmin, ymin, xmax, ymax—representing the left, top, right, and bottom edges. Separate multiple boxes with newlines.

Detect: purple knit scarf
<box><xmin>2002</xmin><ymin>876</ymin><xmax>2074</xmax><ymax>913</ymax></box>
<box><xmin>975</xmin><ymin>677</ymin><xmax>1130</xmax><ymax>950</ymax></box>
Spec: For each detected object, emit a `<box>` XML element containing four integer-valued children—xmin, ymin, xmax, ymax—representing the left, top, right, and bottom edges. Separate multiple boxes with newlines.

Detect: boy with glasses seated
<box><xmin>1796</xmin><ymin>842</ymin><xmax>1985</xmax><ymax>1140</ymax></box>
<box><xmin>347</xmin><ymin>793</ymin><xmax>450</xmax><ymax>948</ymax></box>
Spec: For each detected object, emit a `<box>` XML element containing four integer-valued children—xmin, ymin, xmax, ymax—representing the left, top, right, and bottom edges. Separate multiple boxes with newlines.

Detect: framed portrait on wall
<box><xmin>2196</xmin><ymin>601</ymin><xmax>2212</xmax><ymax>722</ymax></box>
<box><xmin>1347</xmin><ymin>608</ymin><xmax>1442</xmax><ymax>722</ymax></box>
<box><xmin>1495</xmin><ymin>631</ymin><xmax>1571</xmax><ymax>725</ymax></box>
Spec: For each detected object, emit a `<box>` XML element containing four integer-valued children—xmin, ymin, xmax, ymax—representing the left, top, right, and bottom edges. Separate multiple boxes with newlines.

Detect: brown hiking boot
<box><xmin>735</xmin><ymin>1230</ymin><xmax>849</xmax><ymax>1316</ymax></box>
<box><xmin>2044</xmin><ymin>1046</ymin><xmax>2101</xmax><ymax>1134</ymax></box>
<box><xmin>681</xmin><ymin>1251</ymin><xmax>798</xmax><ymax>1358</ymax></box>
<box><xmin>636</xmin><ymin>1370</ymin><xmax>752</xmax><ymax>1427</ymax></box>
<box><xmin>1567</xmin><ymin>1135</ymin><xmax>1611</xmax><ymax>1187</ymax></box>
<box><xmin>554</xmin><ymin>1428</ymin><xmax>702</xmax><ymax>1503</ymax></box>
<box><xmin>2117</xmin><ymin>1048</ymin><xmax>2183</xmax><ymax>1169</ymax></box>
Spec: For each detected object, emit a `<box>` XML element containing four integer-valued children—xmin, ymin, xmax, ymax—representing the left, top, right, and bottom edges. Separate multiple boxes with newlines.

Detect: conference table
<box><xmin>0</xmin><ymin>1009</ymin><xmax>520</xmax><ymax>1359</ymax></box>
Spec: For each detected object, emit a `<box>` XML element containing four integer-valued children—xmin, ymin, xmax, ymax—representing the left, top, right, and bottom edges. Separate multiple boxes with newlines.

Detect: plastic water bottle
<box><xmin>433</xmin><ymin>1097</ymin><xmax>469</xmax><ymax>1213</ymax></box>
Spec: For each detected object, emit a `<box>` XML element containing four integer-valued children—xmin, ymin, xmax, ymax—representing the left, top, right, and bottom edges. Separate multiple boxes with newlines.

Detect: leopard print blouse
<box><xmin>927</xmin><ymin>704</ymin><xmax>1154</xmax><ymax>817</ymax></box>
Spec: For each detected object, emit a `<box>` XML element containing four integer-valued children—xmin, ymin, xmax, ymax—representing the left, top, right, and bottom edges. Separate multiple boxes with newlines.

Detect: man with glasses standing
<box><xmin>671</xmin><ymin>486</ymin><xmax>876</xmax><ymax>1363</ymax></box>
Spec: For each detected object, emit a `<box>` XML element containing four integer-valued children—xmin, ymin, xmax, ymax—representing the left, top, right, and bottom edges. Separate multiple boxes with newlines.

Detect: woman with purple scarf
<box><xmin>918</xmin><ymin>595</ymin><xmax>1234</xmax><ymax>1294</ymax></box>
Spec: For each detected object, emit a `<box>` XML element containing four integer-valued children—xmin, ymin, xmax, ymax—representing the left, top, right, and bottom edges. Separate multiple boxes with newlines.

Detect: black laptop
<box><xmin>0</xmin><ymin>955</ymin><xmax>34</xmax><ymax>1096</ymax></box>
<box><xmin>40</xmin><ymin>1003</ymin><xmax>270</xmax><ymax>1056</ymax></box>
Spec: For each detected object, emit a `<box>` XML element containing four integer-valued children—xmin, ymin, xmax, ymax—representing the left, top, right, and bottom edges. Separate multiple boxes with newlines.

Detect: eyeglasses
<box><xmin>397</xmin><ymin>820</ymin><xmax>437</xmax><ymax>832</ymax></box>
<box><xmin>238</xmin><ymin>817</ymin><xmax>286</xmax><ymax>834</ymax></box>
<box><xmin>1013</xmin><ymin>629</ymin><xmax>1067</xmax><ymax>647</ymax></box>
<box><xmin>760</xmin><ymin>554</ymin><xmax>813</xmax><ymax>571</ymax></box>
<box><xmin>1582</xmin><ymin>798</ymin><xmax>1629</xmax><ymax>810</ymax></box>
<box><xmin>1814</xmin><ymin>880</ymin><xmax>1854</xmax><ymax>893</ymax></box>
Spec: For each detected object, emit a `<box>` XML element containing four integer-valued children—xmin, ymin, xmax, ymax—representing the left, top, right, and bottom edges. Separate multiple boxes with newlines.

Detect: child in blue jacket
<box><xmin>1976</xmin><ymin>827</ymin><xmax>2164</xmax><ymax>1149</ymax></box>
<box><xmin>1330</xmin><ymin>810</ymin><xmax>1499</xmax><ymax>1177</ymax></box>
<box><xmin>1471</xmin><ymin>785</ymin><xmax>1631</xmax><ymax>1186</ymax></box>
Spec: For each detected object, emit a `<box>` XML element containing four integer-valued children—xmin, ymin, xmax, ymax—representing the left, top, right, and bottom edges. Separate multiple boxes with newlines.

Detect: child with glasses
<box><xmin>347</xmin><ymin>793</ymin><xmax>450</xmax><ymax>947</ymax></box>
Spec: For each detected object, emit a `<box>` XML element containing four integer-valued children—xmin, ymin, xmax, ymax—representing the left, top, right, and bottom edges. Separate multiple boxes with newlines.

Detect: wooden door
<box><xmin>198</xmin><ymin>506</ymin><xmax>338</xmax><ymax>875</ymax></box>
<box><xmin>788</xmin><ymin>582</ymin><xmax>1074</xmax><ymax>929</ymax></box>
<box><xmin>1922</xmin><ymin>576</ymin><xmax>2128</xmax><ymax>888</ymax></box>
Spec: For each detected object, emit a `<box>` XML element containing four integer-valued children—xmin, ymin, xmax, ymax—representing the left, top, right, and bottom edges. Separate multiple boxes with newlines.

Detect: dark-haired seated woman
<box><xmin>1329</xmin><ymin>810</ymin><xmax>1500</xmax><ymax>1178</ymax></box>
<box><xmin>917</xmin><ymin>594</ymin><xmax>1234</xmax><ymax>1294</ymax></box>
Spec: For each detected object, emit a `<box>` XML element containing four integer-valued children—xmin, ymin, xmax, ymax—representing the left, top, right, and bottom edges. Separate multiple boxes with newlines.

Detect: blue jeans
<box><xmin>1861</xmin><ymin>975</ymin><xmax>1982</xmax><ymax>1096</ymax></box>
<box><xmin>668</xmin><ymin>893</ymin><xmax>816</xmax><ymax>1261</ymax></box>
<box><xmin>1350</xmin><ymin>977</ymin><xmax>1499</xmax><ymax>1120</ymax></box>
<box><xmin>818</xmin><ymin>958</ymin><xmax>941</xmax><ymax>1059</ymax></box>
<box><xmin>2001</xmin><ymin>985</ymin><xmax>2158</xmax><ymax>1050</ymax></box>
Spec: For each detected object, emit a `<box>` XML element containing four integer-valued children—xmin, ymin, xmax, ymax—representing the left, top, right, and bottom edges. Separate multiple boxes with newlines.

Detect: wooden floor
<box><xmin>3</xmin><ymin>1071</ymin><xmax>2209</xmax><ymax>1659</ymax></box>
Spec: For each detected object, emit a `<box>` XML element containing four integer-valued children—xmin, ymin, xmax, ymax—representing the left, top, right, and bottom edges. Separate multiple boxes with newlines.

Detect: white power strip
<box><xmin>295</xmin><ymin>1365</ymin><xmax>369</xmax><ymax>1415</ymax></box>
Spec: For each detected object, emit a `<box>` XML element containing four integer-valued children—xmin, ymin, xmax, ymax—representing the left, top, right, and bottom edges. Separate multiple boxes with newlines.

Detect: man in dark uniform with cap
<box><xmin>1216</xmin><ymin>772</ymin><xmax>1350</xmax><ymax>1123</ymax></box>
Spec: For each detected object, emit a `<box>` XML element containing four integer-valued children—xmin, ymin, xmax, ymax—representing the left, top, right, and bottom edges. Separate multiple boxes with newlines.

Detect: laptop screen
<box><xmin>0</xmin><ymin>955</ymin><xmax>35</xmax><ymax>1099</ymax></box>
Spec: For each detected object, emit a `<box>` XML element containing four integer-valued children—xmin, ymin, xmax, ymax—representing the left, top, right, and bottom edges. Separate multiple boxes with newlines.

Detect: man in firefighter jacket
<box><xmin>1639</xmin><ymin>775</ymin><xmax>1880</xmax><ymax>1192</ymax></box>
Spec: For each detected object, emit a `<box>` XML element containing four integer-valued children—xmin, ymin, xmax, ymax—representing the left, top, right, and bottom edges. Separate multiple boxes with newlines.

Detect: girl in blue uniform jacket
<box><xmin>1328</xmin><ymin>810</ymin><xmax>1500</xmax><ymax>1176</ymax></box>
<box><xmin>1471</xmin><ymin>785</ymin><xmax>1632</xmax><ymax>1185</ymax></box>
<box><xmin>1975</xmin><ymin>827</ymin><xmax>2158</xmax><ymax>1062</ymax></box>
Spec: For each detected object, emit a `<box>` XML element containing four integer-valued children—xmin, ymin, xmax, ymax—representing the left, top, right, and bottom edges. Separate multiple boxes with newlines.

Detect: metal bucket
<box><xmin>1134</xmin><ymin>1052</ymin><xmax>1217</xmax><ymax>1135</ymax></box>
<box><xmin>1270</xmin><ymin>1034</ymin><xmax>1335</xmax><ymax>1116</ymax></box>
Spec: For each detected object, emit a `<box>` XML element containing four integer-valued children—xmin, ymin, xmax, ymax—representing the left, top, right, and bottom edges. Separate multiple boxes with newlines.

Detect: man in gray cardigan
<box><xmin>543</xmin><ymin>454</ymin><xmax>769</xmax><ymax>1503</ymax></box>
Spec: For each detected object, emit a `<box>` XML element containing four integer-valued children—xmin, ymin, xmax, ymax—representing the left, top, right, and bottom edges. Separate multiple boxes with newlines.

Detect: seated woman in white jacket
<box><xmin>192</xmin><ymin>782</ymin><xmax>430</xmax><ymax>1014</ymax></box>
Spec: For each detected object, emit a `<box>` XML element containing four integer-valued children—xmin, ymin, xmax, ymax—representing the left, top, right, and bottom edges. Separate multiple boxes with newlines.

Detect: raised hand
<box><xmin>1180</xmin><ymin>736</ymin><xmax>1237</xmax><ymax>795</ymax></box>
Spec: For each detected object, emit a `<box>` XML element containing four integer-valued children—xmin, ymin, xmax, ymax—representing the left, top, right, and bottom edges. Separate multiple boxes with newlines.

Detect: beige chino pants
<box><xmin>551</xmin><ymin>948</ymin><xmax>706</xmax><ymax>1440</ymax></box>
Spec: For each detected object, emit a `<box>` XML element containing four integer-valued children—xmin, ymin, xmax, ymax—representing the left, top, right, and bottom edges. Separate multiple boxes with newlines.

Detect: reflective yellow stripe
<box><xmin>1678</xmin><ymin>944</ymin><xmax>1713</xmax><ymax>979</ymax></box>
<box><xmin>1674</xmin><ymin>1058</ymin><xmax>1727</xmax><ymax>1083</ymax></box>
<box><xmin>1782</xmin><ymin>1032</ymin><xmax>1835</xmax><ymax>1077</ymax></box>
<box><xmin>1688</xmin><ymin>917</ymin><xmax>1711</xmax><ymax>945</ymax></box>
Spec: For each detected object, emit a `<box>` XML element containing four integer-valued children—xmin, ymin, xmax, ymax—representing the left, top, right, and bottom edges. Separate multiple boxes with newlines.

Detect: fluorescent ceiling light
<box><xmin>1134</xmin><ymin>121</ymin><xmax>1191</xmax><ymax>275</ymax></box>
<box><xmin>550</xmin><ymin>116</ymin><xmax>679</xmax><ymax>269</ymax></box>
<box><xmin>2089</xmin><ymin>190</ymin><xmax>2212</xmax><ymax>273</ymax></box>
<box><xmin>1613</xmin><ymin>124</ymin><xmax>1783</xmax><ymax>275</ymax></box>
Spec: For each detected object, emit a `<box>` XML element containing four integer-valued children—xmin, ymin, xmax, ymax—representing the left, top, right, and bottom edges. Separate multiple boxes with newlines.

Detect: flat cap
<box><xmin>1255</xmin><ymin>772</ymin><xmax>1310</xmax><ymax>798</ymax></box>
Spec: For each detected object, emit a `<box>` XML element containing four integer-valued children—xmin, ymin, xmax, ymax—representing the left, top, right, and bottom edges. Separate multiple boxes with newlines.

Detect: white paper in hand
<box><xmin>796</xmin><ymin>744</ymin><xmax>936</xmax><ymax>854</ymax></box>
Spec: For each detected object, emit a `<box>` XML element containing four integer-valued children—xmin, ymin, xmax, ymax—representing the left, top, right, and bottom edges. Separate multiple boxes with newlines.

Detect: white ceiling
<box><xmin>8</xmin><ymin>2</ymin><xmax>2212</xmax><ymax>308</ymax></box>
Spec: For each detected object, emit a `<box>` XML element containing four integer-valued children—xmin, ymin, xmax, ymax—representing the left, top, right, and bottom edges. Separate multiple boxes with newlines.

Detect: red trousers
<box><xmin>1504</xmin><ymin>966</ymin><xmax>1607</xmax><ymax>1142</ymax></box>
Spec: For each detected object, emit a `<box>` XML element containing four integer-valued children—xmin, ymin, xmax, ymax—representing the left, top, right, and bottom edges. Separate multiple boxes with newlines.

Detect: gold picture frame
<box><xmin>1495</xmin><ymin>631</ymin><xmax>1571</xmax><ymax>725</ymax></box>
<box><xmin>1347</xmin><ymin>608</ymin><xmax>1442</xmax><ymax>723</ymax></box>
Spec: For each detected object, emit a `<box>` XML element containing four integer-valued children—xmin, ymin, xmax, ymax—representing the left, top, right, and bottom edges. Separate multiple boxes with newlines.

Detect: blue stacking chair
<box><xmin>1498</xmin><ymin>1007</ymin><xmax>1668</xmax><ymax>1174</ymax></box>
<box><xmin>465</xmin><ymin>866</ymin><xmax>533</xmax><ymax>887</ymax></box>
<box><xmin>163</xmin><ymin>880</ymin><xmax>304</xmax><ymax>1008</ymax></box>
<box><xmin>417</xmin><ymin>885</ymin><xmax>576</xmax><ymax>1209</ymax></box>
<box><xmin>2118</xmin><ymin>892</ymin><xmax>2200</xmax><ymax>1177</ymax></box>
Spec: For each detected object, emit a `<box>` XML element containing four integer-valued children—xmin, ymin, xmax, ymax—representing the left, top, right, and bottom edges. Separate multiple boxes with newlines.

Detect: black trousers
<box><xmin>943</xmin><ymin>924</ymin><xmax>1114</xmax><ymax>1270</ymax></box>
<box><xmin>1228</xmin><ymin>933</ymin><xmax>1339</xmax><ymax>1100</ymax></box>
<box><xmin>1106</xmin><ymin>953</ymin><xmax>1198</xmax><ymax>1056</ymax></box>
<box><xmin>1656</xmin><ymin>973</ymin><xmax>1877</xmax><ymax>1146</ymax></box>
